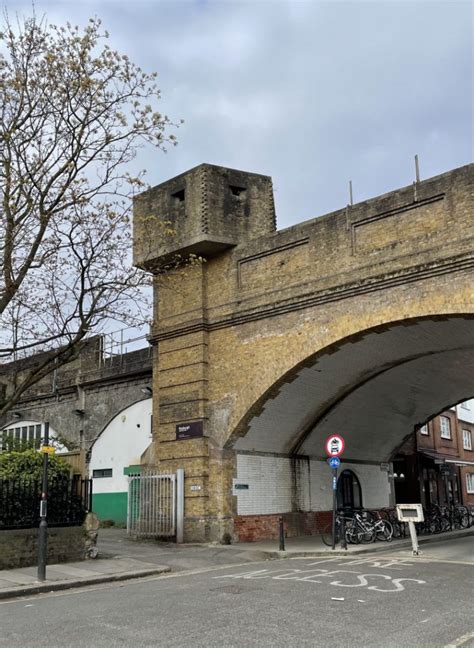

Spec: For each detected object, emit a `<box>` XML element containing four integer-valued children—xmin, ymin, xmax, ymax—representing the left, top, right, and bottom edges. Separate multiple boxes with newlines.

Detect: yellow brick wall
<box><xmin>141</xmin><ymin>164</ymin><xmax>474</xmax><ymax>542</ymax></box>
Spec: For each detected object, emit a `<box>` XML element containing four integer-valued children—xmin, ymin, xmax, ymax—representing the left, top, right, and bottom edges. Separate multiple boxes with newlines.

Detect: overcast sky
<box><xmin>4</xmin><ymin>0</ymin><xmax>473</xmax><ymax>229</ymax></box>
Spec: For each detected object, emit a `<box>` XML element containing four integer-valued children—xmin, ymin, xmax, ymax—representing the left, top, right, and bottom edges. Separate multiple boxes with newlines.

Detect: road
<box><xmin>0</xmin><ymin>537</ymin><xmax>473</xmax><ymax>648</ymax></box>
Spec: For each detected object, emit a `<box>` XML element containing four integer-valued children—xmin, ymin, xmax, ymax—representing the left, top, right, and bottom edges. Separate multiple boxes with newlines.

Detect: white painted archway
<box><xmin>89</xmin><ymin>398</ymin><xmax>152</xmax><ymax>523</ymax></box>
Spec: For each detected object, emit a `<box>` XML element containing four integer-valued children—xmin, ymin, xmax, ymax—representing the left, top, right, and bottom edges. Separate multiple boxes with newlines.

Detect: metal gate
<box><xmin>127</xmin><ymin>471</ymin><xmax>182</xmax><ymax>538</ymax></box>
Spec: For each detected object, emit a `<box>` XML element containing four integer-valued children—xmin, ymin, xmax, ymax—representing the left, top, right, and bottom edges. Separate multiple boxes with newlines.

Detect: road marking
<box><xmin>213</xmin><ymin>565</ymin><xmax>427</xmax><ymax>593</ymax></box>
<box><xmin>360</xmin><ymin>554</ymin><xmax>474</xmax><ymax>567</ymax></box>
<box><xmin>444</xmin><ymin>630</ymin><xmax>474</xmax><ymax>647</ymax></box>
<box><xmin>304</xmin><ymin>557</ymin><xmax>414</xmax><ymax>570</ymax></box>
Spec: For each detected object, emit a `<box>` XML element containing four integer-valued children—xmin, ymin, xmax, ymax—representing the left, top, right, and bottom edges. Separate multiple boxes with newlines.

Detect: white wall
<box><xmin>235</xmin><ymin>453</ymin><xmax>391</xmax><ymax>515</ymax></box>
<box><xmin>235</xmin><ymin>454</ymin><xmax>292</xmax><ymax>515</ymax></box>
<box><xmin>456</xmin><ymin>399</ymin><xmax>474</xmax><ymax>424</ymax></box>
<box><xmin>89</xmin><ymin>398</ymin><xmax>152</xmax><ymax>495</ymax></box>
<box><xmin>304</xmin><ymin>460</ymin><xmax>391</xmax><ymax>511</ymax></box>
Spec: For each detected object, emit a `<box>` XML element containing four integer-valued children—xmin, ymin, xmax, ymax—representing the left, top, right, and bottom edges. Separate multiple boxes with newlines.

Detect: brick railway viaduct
<box><xmin>134</xmin><ymin>162</ymin><xmax>474</xmax><ymax>543</ymax></box>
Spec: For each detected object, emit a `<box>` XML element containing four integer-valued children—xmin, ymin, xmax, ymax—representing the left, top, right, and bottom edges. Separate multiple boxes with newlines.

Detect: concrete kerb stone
<box><xmin>204</xmin><ymin>527</ymin><xmax>474</xmax><ymax>560</ymax></box>
<box><xmin>0</xmin><ymin>565</ymin><xmax>171</xmax><ymax>601</ymax></box>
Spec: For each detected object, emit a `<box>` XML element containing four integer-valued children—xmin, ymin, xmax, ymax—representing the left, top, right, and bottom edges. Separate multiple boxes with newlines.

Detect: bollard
<box><xmin>279</xmin><ymin>516</ymin><xmax>285</xmax><ymax>551</ymax></box>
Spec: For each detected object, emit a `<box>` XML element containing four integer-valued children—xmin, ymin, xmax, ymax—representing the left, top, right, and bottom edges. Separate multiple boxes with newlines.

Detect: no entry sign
<box><xmin>325</xmin><ymin>434</ymin><xmax>345</xmax><ymax>458</ymax></box>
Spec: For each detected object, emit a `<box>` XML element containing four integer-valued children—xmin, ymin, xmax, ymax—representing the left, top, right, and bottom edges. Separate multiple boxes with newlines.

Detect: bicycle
<box><xmin>380</xmin><ymin>507</ymin><xmax>406</xmax><ymax>538</ymax></box>
<box><xmin>321</xmin><ymin>512</ymin><xmax>352</xmax><ymax>547</ymax></box>
<box><xmin>345</xmin><ymin>511</ymin><xmax>376</xmax><ymax>544</ymax></box>
<box><xmin>368</xmin><ymin>510</ymin><xmax>393</xmax><ymax>542</ymax></box>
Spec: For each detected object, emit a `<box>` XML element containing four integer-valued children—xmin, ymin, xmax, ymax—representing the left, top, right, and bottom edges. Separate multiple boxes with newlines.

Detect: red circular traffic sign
<box><xmin>325</xmin><ymin>434</ymin><xmax>345</xmax><ymax>458</ymax></box>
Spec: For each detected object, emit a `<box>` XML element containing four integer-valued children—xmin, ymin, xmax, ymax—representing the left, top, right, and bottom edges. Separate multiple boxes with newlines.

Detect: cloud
<box><xmin>3</xmin><ymin>0</ymin><xmax>472</xmax><ymax>226</ymax></box>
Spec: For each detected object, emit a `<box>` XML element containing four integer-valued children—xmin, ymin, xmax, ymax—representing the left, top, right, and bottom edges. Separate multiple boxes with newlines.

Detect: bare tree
<box><xmin>0</xmin><ymin>14</ymin><xmax>179</xmax><ymax>414</ymax></box>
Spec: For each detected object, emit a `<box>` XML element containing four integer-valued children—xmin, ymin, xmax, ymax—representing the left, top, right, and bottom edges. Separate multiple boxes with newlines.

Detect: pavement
<box><xmin>1</xmin><ymin>540</ymin><xmax>473</xmax><ymax>648</ymax></box>
<box><xmin>0</xmin><ymin>525</ymin><xmax>472</xmax><ymax>601</ymax></box>
<box><xmin>0</xmin><ymin>557</ymin><xmax>171</xmax><ymax>600</ymax></box>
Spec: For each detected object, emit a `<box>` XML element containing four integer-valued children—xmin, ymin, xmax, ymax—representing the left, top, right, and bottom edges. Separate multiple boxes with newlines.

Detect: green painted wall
<box><xmin>123</xmin><ymin>465</ymin><xmax>142</xmax><ymax>476</ymax></box>
<box><xmin>92</xmin><ymin>492</ymin><xmax>128</xmax><ymax>525</ymax></box>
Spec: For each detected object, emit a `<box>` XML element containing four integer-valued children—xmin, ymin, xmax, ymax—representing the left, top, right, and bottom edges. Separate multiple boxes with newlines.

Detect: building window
<box><xmin>420</xmin><ymin>424</ymin><xmax>429</xmax><ymax>435</ymax></box>
<box><xmin>0</xmin><ymin>423</ymin><xmax>42</xmax><ymax>450</ymax></box>
<box><xmin>92</xmin><ymin>468</ymin><xmax>113</xmax><ymax>478</ymax></box>
<box><xmin>463</xmin><ymin>429</ymin><xmax>472</xmax><ymax>451</ymax></box>
<box><xmin>440</xmin><ymin>416</ymin><xmax>452</xmax><ymax>440</ymax></box>
<box><xmin>467</xmin><ymin>473</ymin><xmax>474</xmax><ymax>494</ymax></box>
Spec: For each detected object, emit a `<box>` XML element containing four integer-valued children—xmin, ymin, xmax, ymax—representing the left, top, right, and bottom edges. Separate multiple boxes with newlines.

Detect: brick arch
<box><xmin>225</xmin><ymin>314</ymin><xmax>474</xmax><ymax>463</ymax></box>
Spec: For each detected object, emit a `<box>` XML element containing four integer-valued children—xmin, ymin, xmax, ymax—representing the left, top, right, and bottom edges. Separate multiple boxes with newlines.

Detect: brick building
<box><xmin>393</xmin><ymin>399</ymin><xmax>474</xmax><ymax>508</ymax></box>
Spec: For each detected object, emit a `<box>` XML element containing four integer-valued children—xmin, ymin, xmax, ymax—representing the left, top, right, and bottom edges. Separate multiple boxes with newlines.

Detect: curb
<box><xmin>230</xmin><ymin>528</ymin><xmax>474</xmax><ymax>560</ymax></box>
<box><xmin>0</xmin><ymin>565</ymin><xmax>171</xmax><ymax>601</ymax></box>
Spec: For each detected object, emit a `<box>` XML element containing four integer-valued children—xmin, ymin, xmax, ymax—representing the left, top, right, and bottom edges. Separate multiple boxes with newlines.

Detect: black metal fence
<box><xmin>0</xmin><ymin>476</ymin><xmax>92</xmax><ymax>530</ymax></box>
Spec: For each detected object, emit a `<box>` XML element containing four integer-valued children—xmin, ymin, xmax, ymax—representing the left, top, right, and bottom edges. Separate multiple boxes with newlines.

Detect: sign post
<box><xmin>37</xmin><ymin>421</ymin><xmax>49</xmax><ymax>581</ymax></box>
<box><xmin>331</xmin><ymin>467</ymin><xmax>338</xmax><ymax>550</ymax></box>
<box><xmin>396</xmin><ymin>504</ymin><xmax>424</xmax><ymax>556</ymax></box>
<box><xmin>325</xmin><ymin>435</ymin><xmax>345</xmax><ymax>551</ymax></box>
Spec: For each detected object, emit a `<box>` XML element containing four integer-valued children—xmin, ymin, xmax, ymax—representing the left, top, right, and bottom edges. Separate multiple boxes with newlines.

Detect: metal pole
<box><xmin>176</xmin><ymin>469</ymin><xmax>184</xmax><ymax>543</ymax></box>
<box><xmin>408</xmin><ymin>521</ymin><xmax>419</xmax><ymax>556</ymax></box>
<box><xmin>443</xmin><ymin>473</ymin><xmax>450</xmax><ymax>507</ymax></box>
<box><xmin>415</xmin><ymin>154</ymin><xmax>420</xmax><ymax>183</ymax></box>
<box><xmin>341</xmin><ymin>514</ymin><xmax>347</xmax><ymax>551</ymax></box>
<box><xmin>279</xmin><ymin>516</ymin><xmax>285</xmax><ymax>551</ymax></box>
<box><xmin>37</xmin><ymin>422</ymin><xmax>49</xmax><ymax>581</ymax></box>
<box><xmin>349</xmin><ymin>181</ymin><xmax>354</xmax><ymax>206</ymax></box>
<box><xmin>332</xmin><ymin>468</ymin><xmax>338</xmax><ymax>550</ymax></box>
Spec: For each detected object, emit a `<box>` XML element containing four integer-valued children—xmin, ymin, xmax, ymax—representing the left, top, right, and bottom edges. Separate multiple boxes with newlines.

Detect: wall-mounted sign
<box><xmin>176</xmin><ymin>421</ymin><xmax>203</xmax><ymax>440</ymax></box>
<box><xmin>190</xmin><ymin>484</ymin><xmax>202</xmax><ymax>492</ymax></box>
<box><xmin>380</xmin><ymin>462</ymin><xmax>390</xmax><ymax>471</ymax></box>
<box><xmin>232</xmin><ymin>479</ymin><xmax>250</xmax><ymax>495</ymax></box>
<box><xmin>439</xmin><ymin>463</ymin><xmax>452</xmax><ymax>476</ymax></box>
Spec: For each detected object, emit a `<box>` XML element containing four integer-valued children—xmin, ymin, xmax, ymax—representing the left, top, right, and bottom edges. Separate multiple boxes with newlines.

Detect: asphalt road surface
<box><xmin>1</xmin><ymin>539</ymin><xmax>473</xmax><ymax>648</ymax></box>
